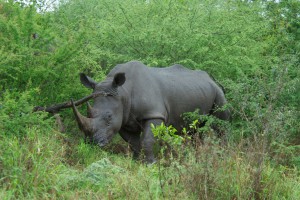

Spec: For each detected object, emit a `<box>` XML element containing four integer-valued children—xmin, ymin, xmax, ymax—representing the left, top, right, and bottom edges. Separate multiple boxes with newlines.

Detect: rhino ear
<box><xmin>112</xmin><ymin>73</ymin><xmax>126</xmax><ymax>88</ymax></box>
<box><xmin>80</xmin><ymin>73</ymin><xmax>97</xmax><ymax>89</ymax></box>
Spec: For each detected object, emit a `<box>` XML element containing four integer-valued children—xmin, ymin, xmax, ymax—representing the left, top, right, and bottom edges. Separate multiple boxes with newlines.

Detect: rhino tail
<box><xmin>209</xmin><ymin>74</ymin><xmax>226</xmax><ymax>94</ymax></box>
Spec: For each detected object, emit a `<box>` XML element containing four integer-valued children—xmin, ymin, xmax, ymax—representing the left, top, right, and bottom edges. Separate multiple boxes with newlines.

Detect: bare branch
<box><xmin>33</xmin><ymin>92</ymin><xmax>107</xmax><ymax>113</ymax></box>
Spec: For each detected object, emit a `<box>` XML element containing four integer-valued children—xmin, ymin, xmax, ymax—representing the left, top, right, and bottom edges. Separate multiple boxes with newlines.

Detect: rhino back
<box><xmin>109</xmin><ymin>61</ymin><xmax>219</xmax><ymax>130</ymax></box>
<box><xmin>150</xmin><ymin>65</ymin><xmax>218</xmax><ymax>129</ymax></box>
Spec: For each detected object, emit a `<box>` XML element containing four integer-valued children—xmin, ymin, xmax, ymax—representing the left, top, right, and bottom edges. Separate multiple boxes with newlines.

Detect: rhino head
<box><xmin>72</xmin><ymin>72</ymin><xmax>126</xmax><ymax>147</ymax></box>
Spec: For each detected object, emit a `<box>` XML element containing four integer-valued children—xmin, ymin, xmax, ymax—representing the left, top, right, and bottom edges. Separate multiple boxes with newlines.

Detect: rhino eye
<box><xmin>103</xmin><ymin>112</ymin><xmax>112</xmax><ymax>125</ymax></box>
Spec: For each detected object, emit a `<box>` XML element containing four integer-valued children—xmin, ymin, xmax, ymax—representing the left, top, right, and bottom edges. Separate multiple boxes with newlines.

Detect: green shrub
<box><xmin>0</xmin><ymin>89</ymin><xmax>67</xmax><ymax>199</ymax></box>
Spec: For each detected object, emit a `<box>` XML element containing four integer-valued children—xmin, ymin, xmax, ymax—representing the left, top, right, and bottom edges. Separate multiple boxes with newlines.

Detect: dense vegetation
<box><xmin>0</xmin><ymin>0</ymin><xmax>299</xmax><ymax>199</ymax></box>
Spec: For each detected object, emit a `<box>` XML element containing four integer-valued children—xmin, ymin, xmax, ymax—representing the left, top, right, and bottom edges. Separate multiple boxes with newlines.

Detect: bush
<box><xmin>0</xmin><ymin>89</ymin><xmax>67</xmax><ymax>198</ymax></box>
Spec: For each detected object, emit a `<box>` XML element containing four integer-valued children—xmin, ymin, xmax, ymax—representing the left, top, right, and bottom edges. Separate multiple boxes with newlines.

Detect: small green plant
<box><xmin>151</xmin><ymin>123</ymin><xmax>189</xmax><ymax>161</ymax></box>
<box><xmin>151</xmin><ymin>123</ymin><xmax>184</xmax><ymax>146</ymax></box>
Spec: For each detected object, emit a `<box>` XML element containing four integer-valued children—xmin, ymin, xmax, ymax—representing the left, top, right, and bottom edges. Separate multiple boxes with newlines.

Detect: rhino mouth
<box><xmin>92</xmin><ymin>130</ymin><xmax>114</xmax><ymax>147</ymax></box>
<box><xmin>93</xmin><ymin>135</ymin><xmax>109</xmax><ymax>147</ymax></box>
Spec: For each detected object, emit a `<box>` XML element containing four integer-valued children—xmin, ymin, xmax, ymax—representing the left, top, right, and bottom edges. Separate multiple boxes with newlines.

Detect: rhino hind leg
<box><xmin>212</xmin><ymin>90</ymin><xmax>230</xmax><ymax>121</ymax></box>
<box><xmin>213</xmin><ymin>105</ymin><xmax>230</xmax><ymax>121</ymax></box>
<box><xmin>209</xmin><ymin>90</ymin><xmax>230</xmax><ymax>137</ymax></box>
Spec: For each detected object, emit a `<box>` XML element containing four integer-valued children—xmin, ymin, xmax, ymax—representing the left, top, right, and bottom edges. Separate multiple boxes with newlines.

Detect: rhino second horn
<box><xmin>71</xmin><ymin>99</ymin><xmax>93</xmax><ymax>134</ymax></box>
<box><xmin>87</xmin><ymin>102</ymin><xmax>95</xmax><ymax>118</ymax></box>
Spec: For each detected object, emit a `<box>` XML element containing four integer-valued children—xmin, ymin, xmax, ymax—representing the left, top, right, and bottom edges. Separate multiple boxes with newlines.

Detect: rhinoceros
<box><xmin>71</xmin><ymin>61</ymin><xmax>230</xmax><ymax>163</ymax></box>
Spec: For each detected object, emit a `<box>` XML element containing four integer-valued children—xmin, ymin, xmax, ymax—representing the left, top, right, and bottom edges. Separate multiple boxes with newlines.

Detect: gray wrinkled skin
<box><xmin>77</xmin><ymin>61</ymin><xmax>230</xmax><ymax>163</ymax></box>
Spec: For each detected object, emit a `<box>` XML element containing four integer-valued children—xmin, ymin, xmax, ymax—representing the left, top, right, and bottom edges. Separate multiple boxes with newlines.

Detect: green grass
<box><xmin>1</xmin><ymin>123</ymin><xmax>299</xmax><ymax>199</ymax></box>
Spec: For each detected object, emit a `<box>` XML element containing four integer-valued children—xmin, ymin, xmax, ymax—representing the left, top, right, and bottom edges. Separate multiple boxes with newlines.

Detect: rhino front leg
<box><xmin>119</xmin><ymin>130</ymin><xmax>141</xmax><ymax>159</ymax></box>
<box><xmin>141</xmin><ymin>119</ymin><xmax>163</xmax><ymax>164</ymax></box>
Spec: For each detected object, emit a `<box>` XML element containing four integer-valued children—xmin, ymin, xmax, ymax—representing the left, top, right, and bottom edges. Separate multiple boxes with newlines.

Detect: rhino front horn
<box><xmin>71</xmin><ymin>99</ymin><xmax>93</xmax><ymax>134</ymax></box>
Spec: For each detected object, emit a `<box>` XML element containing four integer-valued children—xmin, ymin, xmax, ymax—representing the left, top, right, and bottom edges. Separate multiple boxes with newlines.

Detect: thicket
<box><xmin>0</xmin><ymin>0</ymin><xmax>299</xmax><ymax>199</ymax></box>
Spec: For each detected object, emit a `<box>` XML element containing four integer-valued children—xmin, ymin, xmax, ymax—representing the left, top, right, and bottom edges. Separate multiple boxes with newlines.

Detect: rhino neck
<box><xmin>119</xmin><ymin>86</ymin><xmax>131</xmax><ymax>126</ymax></box>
